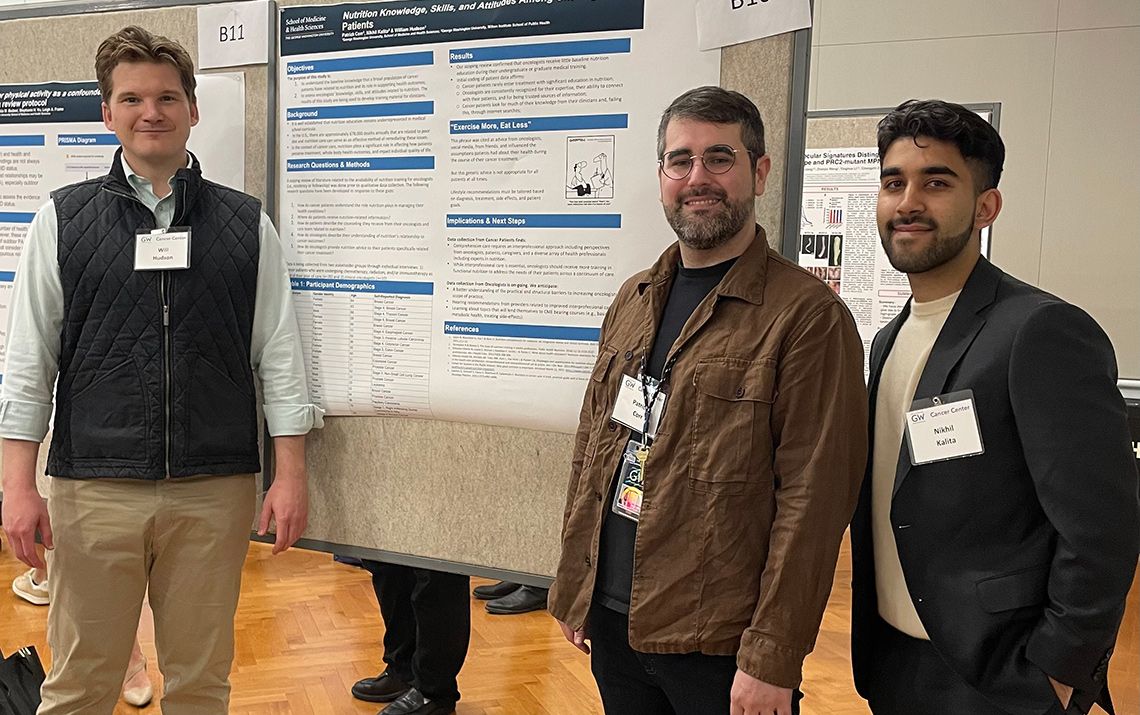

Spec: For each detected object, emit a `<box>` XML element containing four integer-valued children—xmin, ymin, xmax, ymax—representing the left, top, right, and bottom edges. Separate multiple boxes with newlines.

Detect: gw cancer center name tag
<box><xmin>135</xmin><ymin>227</ymin><xmax>191</xmax><ymax>271</ymax></box>
<box><xmin>904</xmin><ymin>389</ymin><xmax>984</xmax><ymax>465</ymax></box>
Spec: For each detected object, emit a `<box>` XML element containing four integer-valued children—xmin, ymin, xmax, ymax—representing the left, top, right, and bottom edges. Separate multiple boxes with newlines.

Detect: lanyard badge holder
<box><xmin>611</xmin><ymin>353</ymin><xmax>675</xmax><ymax>523</ymax></box>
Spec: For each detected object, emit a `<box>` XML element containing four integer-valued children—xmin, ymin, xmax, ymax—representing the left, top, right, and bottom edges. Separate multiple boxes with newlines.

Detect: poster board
<box><xmin>0</xmin><ymin>0</ymin><xmax>808</xmax><ymax>580</ymax></box>
<box><xmin>276</xmin><ymin>0</ymin><xmax>718</xmax><ymax>431</ymax></box>
<box><xmin>284</xmin><ymin>0</ymin><xmax>806</xmax><ymax>578</ymax></box>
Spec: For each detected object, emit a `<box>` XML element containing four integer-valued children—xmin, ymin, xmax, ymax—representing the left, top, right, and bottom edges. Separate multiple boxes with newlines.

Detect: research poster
<box><xmin>0</xmin><ymin>74</ymin><xmax>246</xmax><ymax>384</ymax></box>
<box><xmin>279</xmin><ymin>0</ymin><xmax>720</xmax><ymax>430</ymax></box>
<box><xmin>799</xmin><ymin>147</ymin><xmax>908</xmax><ymax>364</ymax></box>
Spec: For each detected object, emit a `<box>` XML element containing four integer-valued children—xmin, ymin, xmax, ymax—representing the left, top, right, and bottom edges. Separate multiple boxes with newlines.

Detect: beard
<box><xmin>664</xmin><ymin>186</ymin><xmax>753</xmax><ymax>250</ymax></box>
<box><xmin>880</xmin><ymin>216</ymin><xmax>973</xmax><ymax>274</ymax></box>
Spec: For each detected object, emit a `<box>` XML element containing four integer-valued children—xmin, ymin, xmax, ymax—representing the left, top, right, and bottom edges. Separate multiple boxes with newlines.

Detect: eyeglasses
<box><xmin>658</xmin><ymin>144</ymin><xmax>752</xmax><ymax>180</ymax></box>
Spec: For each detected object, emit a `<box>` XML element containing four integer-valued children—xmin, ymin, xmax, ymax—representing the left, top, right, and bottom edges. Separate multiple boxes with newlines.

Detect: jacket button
<box><xmin>624</xmin><ymin>350</ymin><xmax>634</xmax><ymax>360</ymax></box>
<box><xmin>608</xmin><ymin>423</ymin><xmax>617</xmax><ymax>431</ymax></box>
<box><xmin>594</xmin><ymin>491</ymin><xmax>603</xmax><ymax>501</ymax></box>
<box><xmin>735</xmin><ymin>387</ymin><xmax>745</xmax><ymax>398</ymax></box>
<box><xmin>585</xmin><ymin>555</ymin><xmax>592</xmax><ymax>566</ymax></box>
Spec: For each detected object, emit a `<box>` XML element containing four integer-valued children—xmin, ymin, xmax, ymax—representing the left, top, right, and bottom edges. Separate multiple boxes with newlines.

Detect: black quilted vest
<box><xmin>47</xmin><ymin>150</ymin><xmax>262</xmax><ymax>479</ymax></box>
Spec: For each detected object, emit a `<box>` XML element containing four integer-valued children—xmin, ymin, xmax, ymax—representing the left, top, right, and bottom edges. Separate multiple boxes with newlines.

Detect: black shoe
<box><xmin>379</xmin><ymin>689</ymin><xmax>455</xmax><ymax>715</ymax></box>
<box><xmin>352</xmin><ymin>670</ymin><xmax>412</xmax><ymax>703</ymax></box>
<box><xmin>472</xmin><ymin>580</ymin><xmax>520</xmax><ymax>600</ymax></box>
<box><xmin>485</xmin><ymin>585</ymin><xmax>548</xmax><ymax>615</ymax></box>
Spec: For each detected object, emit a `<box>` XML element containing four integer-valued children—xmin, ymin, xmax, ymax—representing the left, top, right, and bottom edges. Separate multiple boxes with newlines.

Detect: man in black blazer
<box><xmin>850</xmin><ymin>99</ymin><xmax>1139</xmax><ymax>715</ymax></box>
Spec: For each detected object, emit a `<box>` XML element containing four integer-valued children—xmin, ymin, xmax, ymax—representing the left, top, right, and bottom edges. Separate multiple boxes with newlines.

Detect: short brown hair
<box><xmin>95</xmin><ymin>26</ymin><xmax>197</xmax><ymax>104</ymax></box>
<box><xmin>657</xmin><ymin>86</ymin><xmax>766</xmax><ymax>167</ymax></box>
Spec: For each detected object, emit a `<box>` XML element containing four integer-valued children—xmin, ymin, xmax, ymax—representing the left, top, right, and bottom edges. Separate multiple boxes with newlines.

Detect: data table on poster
<box><xmin>293</xmin><ymin>279</ymin><xmax>434</xmax><ymax>416</ymax></box>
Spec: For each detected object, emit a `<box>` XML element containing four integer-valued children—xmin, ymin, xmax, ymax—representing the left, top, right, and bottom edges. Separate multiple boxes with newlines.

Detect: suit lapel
<box><xmin>869</xmin><ymin>306</ymin><xmax>908</xmax><ymax>412</ymax></box>
<box><xmin>892</xmin><ymin>257</ymin><xmax>1002</xmax><ymax>497</ymax></box>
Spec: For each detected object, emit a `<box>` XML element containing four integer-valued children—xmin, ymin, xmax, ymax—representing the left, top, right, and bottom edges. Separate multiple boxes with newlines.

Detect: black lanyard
<box><xmin>638</xmin><ymin>347</ymin><xmax>680</xmax><ymax>445</ymax></box>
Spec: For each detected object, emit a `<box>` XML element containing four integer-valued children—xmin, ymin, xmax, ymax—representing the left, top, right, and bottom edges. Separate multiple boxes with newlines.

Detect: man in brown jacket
<box><xmin>548</xmin><ymin>86</ymin><xmax>868</xmax><ymax>715</ymax></box>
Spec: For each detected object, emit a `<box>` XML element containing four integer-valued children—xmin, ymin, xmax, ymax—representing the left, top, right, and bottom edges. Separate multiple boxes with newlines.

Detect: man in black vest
<box><xmin>0</xmin><ymin>26</ymin><xmax>322</xmax><ymax>714</ymax></box>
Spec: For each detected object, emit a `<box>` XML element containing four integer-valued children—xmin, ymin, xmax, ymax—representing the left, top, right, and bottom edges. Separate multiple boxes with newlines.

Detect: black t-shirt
<box><xmin>594</xmin><ymin>257</ymin><xmax>737</xmax><ymax>613</ymax></box>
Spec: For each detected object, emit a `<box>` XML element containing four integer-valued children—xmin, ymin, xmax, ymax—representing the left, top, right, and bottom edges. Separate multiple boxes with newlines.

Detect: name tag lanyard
<box><xmin>637</xmin><ymin>344</ymin><xmax>681</xmax><ymax>447</ymax></box>
<box><xmin>611</xmin><ymin>343</ymin><xmax>681</xmax><ymax>522</ymax></box>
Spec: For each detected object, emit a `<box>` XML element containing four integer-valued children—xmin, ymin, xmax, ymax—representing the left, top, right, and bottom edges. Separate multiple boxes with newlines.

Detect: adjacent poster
<box><xmin>0</xmin><ymin>74</ymin><xmax>246</xmax><ymax>384</ymax></box>
<box><xmin>279</xmin><ymin>0</ymin><xmax>719</xmax><ymax>431</ymax></box>
<box><xmin>799</xmin><ymin>147</ymin><xmax>906</xmax><ymax>364</ymax></box>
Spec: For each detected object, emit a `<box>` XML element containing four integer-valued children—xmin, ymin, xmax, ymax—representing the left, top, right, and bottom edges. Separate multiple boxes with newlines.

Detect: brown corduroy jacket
<box><xmin>548</xmin><ymin>228</ymin><xmax>868</xmax><ymax>688</ymax></box>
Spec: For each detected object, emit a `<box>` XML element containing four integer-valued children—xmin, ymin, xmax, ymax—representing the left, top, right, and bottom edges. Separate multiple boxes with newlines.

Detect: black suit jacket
<box><xmin>851</xmin><ymin>257</ymin><xmax>1139</xmax><ymax>715</ymax></box>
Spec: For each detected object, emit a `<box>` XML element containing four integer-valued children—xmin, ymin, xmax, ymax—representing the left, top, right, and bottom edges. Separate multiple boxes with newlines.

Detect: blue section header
<box><xmin>0</xmin><ymin>81</ymin><xmax>102</xmax><ymax>125</ymax></box>
<box><xmin>446</xmin><ymin>214</ymin><xmax>620</xmax><ymax>229</ymax></box>
<box><xmin>286</xmin><ymin>50</ymin><xmax>434</xmax><ymax>75</ymax></box>
<box><xmin>0</xmin><ymin>212</ymin><xmax>35</xmax><ymax>224</ymax></box>
<box><xmin>281</xmin><ymin>0</ymin><xmax>644</xmax><ymax>56</ymax></box>
<box><xmin>450</xmin><ymin>114</ymin><xmax>627</xmax><ymax>134</ymax></box>
<box><xmin>449</xmin><ymin>38</ymin><xmax>631</xmax><ymax>63</ymax></box>
<box><xmin>0</xmin><ymin>135</ymin><xmax>45</xmax><ymax>146</ymax></box>
<box><xmin>0</xmin><ymin>271</ymin><xmax>16</xmax><ymax>281</ymax></box>
<box><xmin>58</xmin><ymin>134</ymin><xmax>119</xmax><ymax>146</ymax></box>
<box><xmin>286</xmin><ymin>156</ymin><xmax>434</xmax><ymax>172</ymax></box>
<box><xmin>291</xmin><ymin>277</ymin><xmax>434</xmax><ymax>295</ymax></box>
<box><xmin>286</xmin><ymin>100</ymin><xmax>434</xmax><ymax>121</ymax></box>
<box><xmin>444</xmin><ymin>321</ymin><xmax>599</xmax><ymax>342</ymax></box>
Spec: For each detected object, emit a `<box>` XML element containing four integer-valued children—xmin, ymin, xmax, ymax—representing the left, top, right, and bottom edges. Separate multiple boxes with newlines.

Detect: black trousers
<box><xmin>361</xmin><ymin>559</ymin><xmax>471</xmax><ymax>705</ymax></box>
<box><xmin>865</xmin><ymin>620</ymin><xmax>1077</xmax><ymax>715</ymax></box>
<box><xmin>588</xmin><ymin>604</ymin><xmax>803</xmax><ymax>715</ymax></box>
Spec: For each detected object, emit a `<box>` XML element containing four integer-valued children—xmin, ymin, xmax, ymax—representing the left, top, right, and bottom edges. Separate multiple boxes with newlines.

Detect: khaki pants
<box><xmin>40</xmin><ymin>474</ymin><xmax>255</xmax><ymax>715</ymax></box>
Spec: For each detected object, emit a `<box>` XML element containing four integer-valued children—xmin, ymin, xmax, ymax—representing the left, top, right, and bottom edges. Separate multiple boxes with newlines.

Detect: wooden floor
<box><xmin>1</xmin><ymin>535</ymin><xmax>1136</xmax><ymax>714</ymax></box>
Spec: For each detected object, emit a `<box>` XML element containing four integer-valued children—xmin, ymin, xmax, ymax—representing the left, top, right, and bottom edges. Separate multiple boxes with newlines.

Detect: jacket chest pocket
<box><xmin>581</xmin><ymin>346</ymin><xmax>620</xmax><ymax>470</ymax></box>
<box><xmin>689</xmin><ymin>359</ymin><xmax>775</xmax><ymax>493</ymax></box>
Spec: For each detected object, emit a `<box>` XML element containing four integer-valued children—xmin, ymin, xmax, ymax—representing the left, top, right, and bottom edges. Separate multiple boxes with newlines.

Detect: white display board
<box><xmin>278</xmin><ymin>0</ymin><xmax>719</xmax><ymax>431</ymax></box>
<box><xmin>0</xmin><ymin>73</ymin><xmax>247</xmax><ymax>383</ymax></box>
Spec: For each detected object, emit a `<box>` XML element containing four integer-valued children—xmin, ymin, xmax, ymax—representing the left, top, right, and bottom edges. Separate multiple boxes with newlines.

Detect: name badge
<box><xmin>610</xmin><ymin>373</ymin><xmax>666</xmax><ymax>438</ymax></box>
<box><xmin>135</xmin><ymin>227</ymin><xmax>191</xmax><ymax>271</ymax></box>
<box><xmin>611</xmin><ymin>439</ymin><xmax>647</xmax><ymax>522</ymax></box>
<box><xmin>904</xmin><ymin>389</ymin><xmax>984</xmax><ymax>465</ymax></box>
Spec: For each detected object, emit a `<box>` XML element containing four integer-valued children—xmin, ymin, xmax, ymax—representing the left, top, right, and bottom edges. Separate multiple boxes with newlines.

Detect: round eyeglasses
<box><xmin>658</xmin><ymin>145</ymin><xmax>752</xmax><ymax>180</ymax></box>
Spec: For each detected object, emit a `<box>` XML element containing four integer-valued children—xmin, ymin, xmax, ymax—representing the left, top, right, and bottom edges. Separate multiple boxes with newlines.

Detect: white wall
<box><xmin>809</xmin><ymin>0</ymin><xmax>1140</xmax><ymax>378</ymax></box>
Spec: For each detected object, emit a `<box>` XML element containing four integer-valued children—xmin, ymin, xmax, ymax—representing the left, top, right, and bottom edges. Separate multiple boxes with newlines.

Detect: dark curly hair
<box><xmin>877</xmin><ymin>99</ymin><xmax>1004</xmax><ymax>191</ymax></box>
